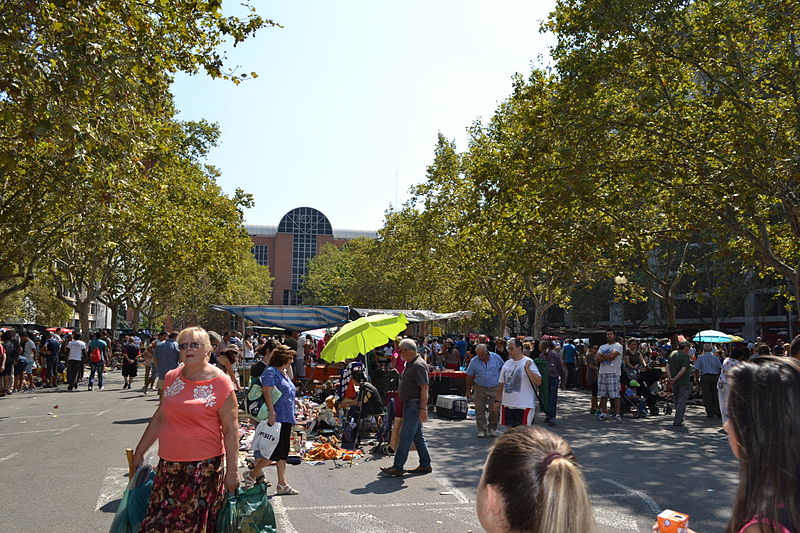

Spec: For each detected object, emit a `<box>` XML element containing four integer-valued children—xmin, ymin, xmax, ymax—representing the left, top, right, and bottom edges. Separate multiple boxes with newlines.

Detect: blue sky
<box><xmin>172</xmin><ymin>1</ymin><xmax>557</xmax><ymax>231</ymax></box>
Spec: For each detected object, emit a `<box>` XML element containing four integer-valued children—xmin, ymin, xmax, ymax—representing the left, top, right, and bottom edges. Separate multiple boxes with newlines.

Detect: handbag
<box><xmin>251</xmin><ymin>420</ymin><xmax>282</xmax><ymax>458</ymax></box>
<box><xmin>215</xmin><ymin>483</ymin><xmax>277</xmax><ymax>533</ymax></box>
<box><xmin>242</xmin><ymin>380</ymin><xmax>282</xmax><ymax>421</ymax></box>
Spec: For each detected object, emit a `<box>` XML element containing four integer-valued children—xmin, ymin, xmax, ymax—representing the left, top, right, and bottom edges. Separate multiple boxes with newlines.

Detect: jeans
<box><xmin>66</xmin><ymin>360</ymin><xmax>82</xmax><ymax>388</ymax></box>
<box><xmin>565</xmin><ymin>362</ymin><xmax>576</xmax><ymax>388</ymax></box>
<box><xmin>672</xmin><ymin>381</ymin><xmax>690</xmax><ymax>424</ymax></box>
<box><xmin>473</xmin><ymin>384</ymin><xmax>499</xmax><ymax>433</ymax></box>
<box><xmin>392</xmin><ymin>399</ymin><xmax>431</xmax><ymax>470</ymax></box>
<box><xmin>88</xmin><ymin>361</ymin><xmax>104</xmax><ymax>387</ymax></box>
<box><xmin>547</xmin><ymin>377</ymin><xmax>560</xmax><ymax>420</ymax></box>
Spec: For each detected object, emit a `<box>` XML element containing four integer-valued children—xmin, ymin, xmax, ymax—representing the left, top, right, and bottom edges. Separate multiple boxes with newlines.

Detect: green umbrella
<box><xmin>320</xmin><ymin>313</ymin><xmax>409</xmax><ymax>363</ymax></box>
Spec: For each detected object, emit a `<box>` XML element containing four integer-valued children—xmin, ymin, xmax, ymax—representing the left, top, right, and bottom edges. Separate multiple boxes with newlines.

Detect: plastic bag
<box><xmin>216</xmin><ymin>483</ymin><xmax>277</xmax><ymax>533</ymax></box>
<box><xmin>109</xmin><ymin>464</ymin><xmax>155</xmax><ymax>533</ymax></box>
<box><xmin>251</xmin><ymin>420</ymin><xmax>281</xmax><ymax>458</ymax></box>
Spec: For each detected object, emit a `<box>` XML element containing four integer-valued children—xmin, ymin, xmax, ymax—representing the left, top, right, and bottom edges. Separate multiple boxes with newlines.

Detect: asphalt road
<box><xmin>0</xmin><ymin>372</ymin><xmax>736</xmax><ymax>533</ymax></box>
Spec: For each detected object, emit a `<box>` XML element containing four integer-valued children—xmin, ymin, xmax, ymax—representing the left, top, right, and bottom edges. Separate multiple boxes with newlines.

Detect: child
<box><xmin>477</xmin><ymin>426</ymin><xmax>594</xmax><ymax>533</ymax></box>
<box><xmin>624</xmin><ymin>380</ymin><xmax>649</xmax><ymax>417</ymax></box>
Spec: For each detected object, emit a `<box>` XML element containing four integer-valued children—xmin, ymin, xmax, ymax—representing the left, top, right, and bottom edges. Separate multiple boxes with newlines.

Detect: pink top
<box><xmin>392</xmin><ymin>348</ymin><xmax>406</xmax><ymax>373</ymax></box>
<box><xmin>158</xmin><ymin>367</ymin><xmax>235</xmax><ymax>462</ymax></box>
<box><xmin>738</xmin><ymin>517</ymin><xmax>791</xmax><ymax>533</ymax></box>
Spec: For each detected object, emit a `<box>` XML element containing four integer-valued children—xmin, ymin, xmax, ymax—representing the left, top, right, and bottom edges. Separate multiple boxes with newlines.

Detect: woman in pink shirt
<box><xmin>133</xmin><ymin>326</ymin><xmax>239</xmax><ymax>532</ymax></box>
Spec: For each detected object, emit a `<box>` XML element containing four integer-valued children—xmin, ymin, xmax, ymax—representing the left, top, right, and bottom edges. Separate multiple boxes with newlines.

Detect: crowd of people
<box><xmin>3</xmin><ymin>323</ymin><xmax>798</xmax><ymax>532</ymax></box>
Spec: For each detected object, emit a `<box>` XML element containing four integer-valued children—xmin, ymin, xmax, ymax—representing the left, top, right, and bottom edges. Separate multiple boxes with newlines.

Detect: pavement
<box><xmin>0</xmin><ymin>373</ymin><xmax>736</xmax><ymax>532</ymax></box>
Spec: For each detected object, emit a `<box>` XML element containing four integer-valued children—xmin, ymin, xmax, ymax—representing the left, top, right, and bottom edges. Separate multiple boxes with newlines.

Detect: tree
<box><xmin>547</xmin><ymin>0</ymin><xmax>800</xmax><ymax>318</ymax></box>
<box><xmin>0</xmin><ymin>0</ymin><xmax>276</xmax><ymax>303</ymax></box>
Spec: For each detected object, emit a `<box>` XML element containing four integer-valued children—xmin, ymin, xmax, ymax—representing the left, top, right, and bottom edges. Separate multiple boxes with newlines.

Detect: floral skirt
<box><xmin>140</xmin><ymin>455</ymin><xmax>225</xmax><ymax>533</ymax></box>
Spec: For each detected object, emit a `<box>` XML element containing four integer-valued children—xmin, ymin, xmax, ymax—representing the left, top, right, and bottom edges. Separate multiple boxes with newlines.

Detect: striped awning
<box><xmin>211</xmin><ymin>305</ymin><xmax>350</xmax><ymax>331</ymax></box>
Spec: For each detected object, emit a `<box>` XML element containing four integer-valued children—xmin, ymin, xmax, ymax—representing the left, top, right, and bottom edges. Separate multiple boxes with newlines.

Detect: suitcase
<box><xmin>435</xmin><ymin>395</ymin><xmax>468</xmax><ymax>419</ymax></box>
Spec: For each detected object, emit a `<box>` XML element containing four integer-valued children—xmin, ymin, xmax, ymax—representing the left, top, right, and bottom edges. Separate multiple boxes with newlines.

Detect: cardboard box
<box><xmin>657</xmin><ymin>509</ymin><xmax>690</xmax><ymax>533</ymax></box>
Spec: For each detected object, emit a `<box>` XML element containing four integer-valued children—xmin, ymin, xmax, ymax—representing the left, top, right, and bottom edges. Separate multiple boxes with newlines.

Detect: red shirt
<box><xmin>158</xmin><ymin>367</ymin><xmax>235</xmax><ymax>462</ymax></box>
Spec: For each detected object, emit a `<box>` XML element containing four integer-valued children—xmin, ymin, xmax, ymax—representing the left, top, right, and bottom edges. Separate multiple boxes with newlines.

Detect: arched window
<box><xmin>277</xmin><ymin>208</ymin><xmax>333</xmax><ymax>303</ymax></box>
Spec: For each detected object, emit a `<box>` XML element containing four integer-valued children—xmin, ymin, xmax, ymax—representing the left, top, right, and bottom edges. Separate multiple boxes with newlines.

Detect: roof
<box><xmin>244</xmin><ymin>224</ymin><xmax>376</xmax><ymax>240</ymax></box>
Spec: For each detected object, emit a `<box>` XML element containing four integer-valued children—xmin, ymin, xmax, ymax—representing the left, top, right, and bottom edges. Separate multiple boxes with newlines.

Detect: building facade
<box><xmin>247</xmin><ymin>207</ymin><xmax>376</xmax><ymax>305</ymax></box>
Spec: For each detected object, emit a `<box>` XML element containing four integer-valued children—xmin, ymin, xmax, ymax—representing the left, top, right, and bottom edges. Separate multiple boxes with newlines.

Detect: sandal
<box><xmin>243</xmin><ymin>472</ymin><xmax>270</xmax><ymax>489</ymax></box>
<box><xmin>276</xmin><ymin>484</ymin><xmax>300</xmax><ymax>495</ymax></box>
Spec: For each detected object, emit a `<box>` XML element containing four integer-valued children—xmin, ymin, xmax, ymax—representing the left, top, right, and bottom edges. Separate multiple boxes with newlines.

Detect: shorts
<box><xmin>14</xmin><ymin>361</ymin><xmax>25</xmax><ymax>376</ymax></box>
<box><xmin>24</xmin><ymin>357</ymin><xmax>34</xmax><ymax>374</ymax></box>
<box><xmin>597</xmin><ymin>373</ymin><xmax>621</xmax><ymax>399</ymax></box>
<box><xmin>590</xmin><ymin>381</ymin><xmax>598</xmax><ymax>397</ymax></box>
<box><xmin>500</xmin><ymin>406</ymin><xmax>535</xmax><ymax>427</ymax></box>
<box><xmin>257</xmin><ymin>422</ymin><xmax>292</xmax><ymax>461</ymax></box>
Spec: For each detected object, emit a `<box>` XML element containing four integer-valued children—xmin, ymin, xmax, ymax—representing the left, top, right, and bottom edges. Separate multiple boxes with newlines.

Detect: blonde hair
<box><xmin>481</xmin><ymin>426</ymin><xmax>594</xmax><ymax>533</ymax></box>
<box><xmin>177</xmin><ymin>326</ymin><xmax>211</xmax><ymax>351</ymax></box>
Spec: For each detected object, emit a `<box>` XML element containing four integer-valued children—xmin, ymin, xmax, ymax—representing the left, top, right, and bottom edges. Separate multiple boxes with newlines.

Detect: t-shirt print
<box><xmin>193</xmin><ymin>384</ymin><xmax>217</xmax><ymax>407</ymax></box>
<box><xmin>164</xmin><ymin>377</ymin><xmax>186</xmax><ymax>398</ymax></box>
<box><xmin>503</xmin><ymin>360</ymin><xmax>527</xmax><ymax>395</ymax></box>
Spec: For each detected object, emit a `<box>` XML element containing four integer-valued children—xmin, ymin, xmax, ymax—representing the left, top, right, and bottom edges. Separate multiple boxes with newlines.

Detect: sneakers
<box><xmin>380</xmin><ymin>466</ymin><xmax>405</xmax><ymax>477</ymax></box>
<box><xmin>88</xmin><ymin>384</ymin><xmax>93</xmax><ymax>391</ymax></box>
<box><xmin>488</xmin><ymin>429</ymin><xmax>497</xmax><ymax>437</ymax></box>
<box><xmin>276</xmin><ymin>484</ymin><xmax>300</xmax><ymax>495</ymax></box>
<box><xmin>477</xmin><ymin>431</ymin><xmax>486</xmax><ymax>438</ymax></box>
<box><xmin>597</xmin><ymin>412</ymin><xmax>608</xmax><ymax>420</ymax></box>
<box><xmin>613</xmin><ymin>415</ymin><xmax>622</xmax><ymax>422</ymax></box>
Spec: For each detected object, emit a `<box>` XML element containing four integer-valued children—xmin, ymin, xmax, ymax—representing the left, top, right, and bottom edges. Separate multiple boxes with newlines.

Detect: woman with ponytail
<box><xmin>477</xmin><ymin>426</ymin><xmax>594</xmax><ymax>533</ymax></box>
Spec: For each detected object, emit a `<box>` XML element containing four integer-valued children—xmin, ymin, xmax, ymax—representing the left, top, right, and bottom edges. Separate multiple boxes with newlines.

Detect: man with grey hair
<box><xmin>694</xmin><ymin>342</ymin><xmax>721</xmax><ymax>418</ymax></box>
<box><xmin>465</xmin><ymin>344</ymin><xmax>504</xmax><ymax>437</ymax></box>
<box><xmin>380</xmin><ymin>337</ymin><xmax>432</xmax><ymax>477</ymax></box>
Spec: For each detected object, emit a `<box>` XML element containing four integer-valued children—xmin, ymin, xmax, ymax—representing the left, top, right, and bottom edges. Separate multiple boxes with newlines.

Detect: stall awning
<box><xmin>352</xmin><ymin>308</ymin><xmax>474</xmax><ymax>323</ymax></box>
<box><xmin>211</xmin><ymin>305</ymin><xmax>350</xmax><ymax>331</ymax></box>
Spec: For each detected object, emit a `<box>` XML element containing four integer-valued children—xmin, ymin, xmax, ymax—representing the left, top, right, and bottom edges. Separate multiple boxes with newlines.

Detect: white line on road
<box><xmin>0</xmin><ymin>424</ymin><xmax>80</xmax><ymax>437</ymax></box>
<box><xmin>320</xmin><ymin>511</ymin><xmax>415</xmax><ymax>533</ymax></box>
<box><xmin>3</xmin><ymin>410</ymin><xmax>106</xmax><ymax>420</ymax></box>
<box><xmin>95</xmin><ymin>409</ymin><xmax>110</xmax><ymax>417</ymax></box>
<box><xmin>95</xmin><ymin>468</ymin><xmax>129</xmax><ymax>511</ymax></box>
<box><xmin>433</xmin><ymin>474</ymin><xmax>470</xmax><ymax>503</ymax></box>
<box><xmin>281</xmin><ymin>501</ymin><xmax>467</xmax><ymax>511</ymax></box>
<box><xmin>271</xmin><ymin>496</ymin><xmax>300</xmax><ymax>533</ymax></box>
<box><xmin>603</xmin><ymin>478</ymin><xmax>660</xmax><ymax>514</ymax></box>
<box><xmin>0</xmin><ymin>452</ymin><xmax>20</xmax><ymax>463</ymax></box>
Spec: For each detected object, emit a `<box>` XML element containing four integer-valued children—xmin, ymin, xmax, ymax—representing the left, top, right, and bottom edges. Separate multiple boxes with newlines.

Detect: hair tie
<box><xmin>540</xmin><ymin>452</ymin><xmax>563</xmax><ymax>471</ymax></box>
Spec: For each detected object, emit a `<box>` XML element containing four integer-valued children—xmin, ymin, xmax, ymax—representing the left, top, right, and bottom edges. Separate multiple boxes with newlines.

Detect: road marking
<box><xmin>320</xmin><ymin>511</ymin><xmax>414</xmax><ymax>533</ymax></box>
<box><xmin>0</xmin><ymin>452</ymin><xmax>20</xmax><ymax>463</ymax></box>
<box><xmin>95</xmin><ymin>468</ymin><xmax>129</xmax><ymax>511</ymax></box>
<box><xmin>427</xmin><ymin>506</ymin><xmax>481</xmax><ymax>528</ymax></box>
<box><xmin>271</xmin><ymin>496</ymin><xmax>300</xmax><ymax>533</ymax></box>
<box><xmin>95</xmin><ymin>409</ymin><xmax>110</xmax><ymax>417</ymax></box>
<box><xmin>0</xmin><ymin>424</ymin><xmax>80</xmax><ymax>437</ymax></box>
<box><xmin>603</xmin><ymin>478</ymin><xmax>660</xmax><ymax>514</ymax></box>
<box><xmin>3</xmin><ymin>410</ymin><xmax>106</xmax><ymax>420</ymax></box>
<box><xmin>593</xmin><ymin>506</ymin><xmax>640</xmax><ymax>531</ymax></box>
<box><xmin>433</xmin><ymin>474</ymin><xmax>469</xmax><ymax>503</ymax></box>
<box><xmin>281</xmin><ymin>501</ymin><xmax>464</xmax><ymax>511</ymax></box>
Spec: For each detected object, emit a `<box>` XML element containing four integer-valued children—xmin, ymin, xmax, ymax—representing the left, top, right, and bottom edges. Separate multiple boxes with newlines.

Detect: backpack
<box><xmin>241</xmin><ymin>377</ymin><xmax>282</xmax><ymax>421</ymax></box>
<box><xmin>90</xmin><ymin>347</ymin><xmax>102</xmax><ymax>363</ymax></box>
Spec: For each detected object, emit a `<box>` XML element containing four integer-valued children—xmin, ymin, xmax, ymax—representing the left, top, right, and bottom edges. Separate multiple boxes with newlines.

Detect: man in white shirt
<box><xmin>66</xmin><ymin>333</ymin><xmax>86</xmax><ymax>391</ymax></box>
<box><xmin>596</xmin><ymin>329</ymin><xmax>624</xmax><ymax>421</ymax></box>
<box><xmin>494</xmin><ymin>338</ymin><xmax>542</xmax><ymax>427</ymax></box>
<box><xmin>19</xmin><ymin>331</ymin><xmax>37</xmax><ymax>391</ymax></box>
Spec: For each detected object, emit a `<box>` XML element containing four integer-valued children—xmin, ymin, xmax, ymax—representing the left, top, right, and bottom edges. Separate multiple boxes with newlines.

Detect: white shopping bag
<box><xmin>251</xmin><ymin>420</ymin><xmax>282</xmax><ymax>459</ymax></box>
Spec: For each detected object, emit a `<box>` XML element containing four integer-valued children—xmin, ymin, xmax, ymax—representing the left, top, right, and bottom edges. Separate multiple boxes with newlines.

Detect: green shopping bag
<box><xmin>216</xmin><ymin>483</ymin><xmax>277</xmax><ymax>533</ymax></box>
<box><xmin>109</xmin><ymin>465</ymin><xmax>155</xmax><ymax>533</ymax></box>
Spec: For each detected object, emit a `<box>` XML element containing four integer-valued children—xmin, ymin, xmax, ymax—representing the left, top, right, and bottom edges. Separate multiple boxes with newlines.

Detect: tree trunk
<box><xmin>77</xmin><ymin>299</ymin><xmax>91</xmax><ymax>337</ymax></box>
<box><xmin>109</xmin><ymin>302</ymin><xmax>119</xmax><ymax>340</ymax></box>
<box><xmin>131</xmin><ymin>307</ymin><xmax>142</xmax><ymax>332</ymax></box>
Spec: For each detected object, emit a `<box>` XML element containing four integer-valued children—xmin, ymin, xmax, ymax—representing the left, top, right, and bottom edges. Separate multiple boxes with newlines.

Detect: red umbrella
<box><xmin>46</xmin><ymin>327</ymin><xmax>73</xmax><ymax>334</ymax></box>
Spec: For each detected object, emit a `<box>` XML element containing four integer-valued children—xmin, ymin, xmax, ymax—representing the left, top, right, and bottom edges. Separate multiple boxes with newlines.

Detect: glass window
<box><xmin>251</xmin><ymin>245</ymin><xmax>269</xmax><ymax>266</ymax></box>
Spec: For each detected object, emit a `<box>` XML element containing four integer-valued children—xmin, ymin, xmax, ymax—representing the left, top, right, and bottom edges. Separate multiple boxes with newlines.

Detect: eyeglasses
<box><xmin>178</xmin><ymin>342</ymin><xmax>202</xmax><ymax>350</ymax></box>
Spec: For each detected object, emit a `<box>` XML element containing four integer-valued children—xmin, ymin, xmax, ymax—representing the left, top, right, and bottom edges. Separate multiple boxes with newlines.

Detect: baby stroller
<box><xmin>621</xmin><ymin>382</ymin><xmax>650</xmax><ymax>418</ymax></box>
<box><xmin>371</xmin><ymin>397</ymin><xmax>396</xmax><ymax>455</ymax></box>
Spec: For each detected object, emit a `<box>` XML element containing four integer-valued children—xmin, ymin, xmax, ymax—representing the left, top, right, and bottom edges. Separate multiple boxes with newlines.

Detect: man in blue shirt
<box><xmin>561</xmin><ymin>339</ymin><xmax>577</xmax><ymax>389</ymax></box>
<box><xmin>693</xmin><ymin>343</ymin><xmax>722</xmax><ymax>418</ymax></box>
<box><xmin>465</xmin><ymin>344</ymin><xmax>504</xmax><ymax>437</ymax></box>
<box><xmin>44</xmin><ymin>332</ymin><xmax>62</xmax><ymax>388</ymax></box>
<box><xmin>154</xmin><ymin>331</ymin><xmax>180</xmax><ymax>394</ymax></box>
<box><xmin>87</xmin><ymin>332</ymin><xmax>108</xmax><ymax>390</ymax></box>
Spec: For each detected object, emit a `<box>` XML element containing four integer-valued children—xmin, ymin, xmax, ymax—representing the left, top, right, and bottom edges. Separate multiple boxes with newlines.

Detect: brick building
<box><xmin>246</xmin><ymin>207</ymin><xmax>376</xmax><ymax>305</ymax></box>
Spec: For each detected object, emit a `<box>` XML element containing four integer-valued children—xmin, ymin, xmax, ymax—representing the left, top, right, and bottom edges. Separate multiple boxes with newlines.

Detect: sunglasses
<box><xmin>178</xmin><ymin>342</ymin><xmax>202</xmax><ymax>350</ymax></box>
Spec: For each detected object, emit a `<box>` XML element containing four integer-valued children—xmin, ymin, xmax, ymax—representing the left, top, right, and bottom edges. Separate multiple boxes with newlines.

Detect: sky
<box><xmin>171</xmin><ymin>1</ymin><xmax>558</xmax><ymax>231</ymax></box>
